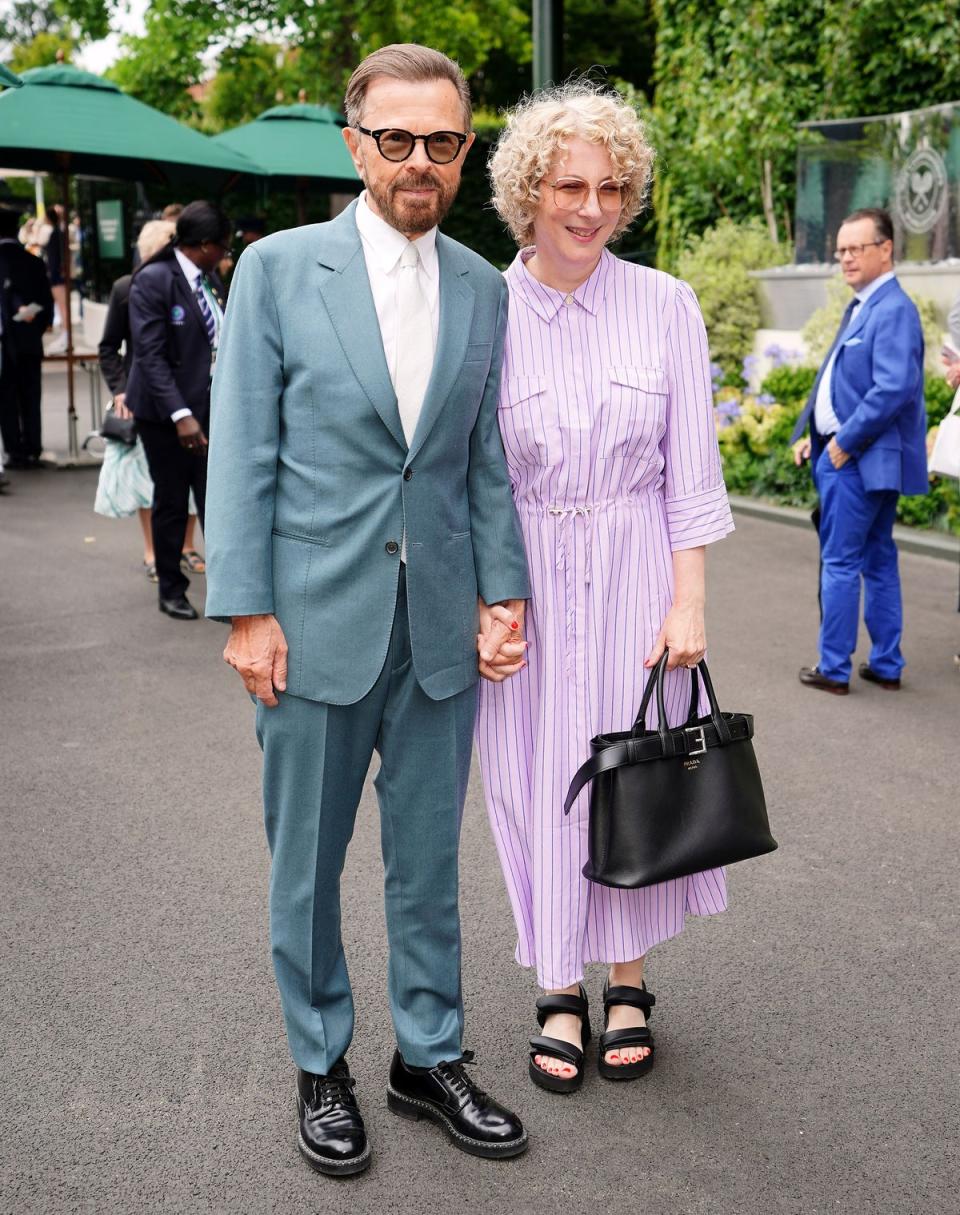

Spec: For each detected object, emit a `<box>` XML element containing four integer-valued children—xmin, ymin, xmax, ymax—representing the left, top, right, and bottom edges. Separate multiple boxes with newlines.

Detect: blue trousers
<box><xmin>815</xmin><ymin>451</ymin><xmax>904</xmax><ymax>683</ymax></box>
<box><xmin>255</xmin><ymin>570</ymin><xmax>478</xmax><ymax>1074</ymax></box>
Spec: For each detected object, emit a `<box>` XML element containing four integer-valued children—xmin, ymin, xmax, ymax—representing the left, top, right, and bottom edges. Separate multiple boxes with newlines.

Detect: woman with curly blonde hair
<box><xmin>477</xmin><ymin>83</ymin><xmax>735</xmax><ymax>1093</ymax></box>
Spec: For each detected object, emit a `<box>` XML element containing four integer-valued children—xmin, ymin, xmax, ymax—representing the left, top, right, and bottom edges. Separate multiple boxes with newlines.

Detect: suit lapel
<box><xmin>406</xmin><ymin>234</ymin><xmax>475</xmax><ymax>465</ymax></box>
<box><xmin>316</xmin><ymin>206</ymin><xmax>406</xmax><ymax>452</ymax></box>
<box><xmin>172</xmin><ymin>258</ymin><xmax>208</xmax><ymax>336</ymax></box>
<box><xmin>842</xmin><ymin>276</ymin><xmax>898</xmax><ymax>344</ymax></box>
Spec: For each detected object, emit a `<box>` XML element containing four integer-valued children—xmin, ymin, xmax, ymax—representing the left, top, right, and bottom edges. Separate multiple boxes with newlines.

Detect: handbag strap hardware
<box><xmin>685</xmin><ymin>725</ymin><xmax>707</xmax><ymax>756</ymax></box>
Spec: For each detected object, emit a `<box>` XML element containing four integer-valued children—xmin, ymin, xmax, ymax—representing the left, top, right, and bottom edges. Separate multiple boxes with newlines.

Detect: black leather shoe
<box><xmin>858</xmin><ymin>662</ymin><xmax>901</xmax><ymax>690</ymax></box>
<box><xmin>158</xmin><ymin>596</ymin><xmax>198</xmax><ymax>620</ymax></box>
<box><xmin>798</xmin><ymin>666</ymin><xmax>849</xmax><ymax>695</ymax></box>
<box><xmin>387</xmin><ymin>1049</ymin><xmax>528</xmax><ymax>1159</ymax></box>
<box><xmin>296</xmin><ymin>1062</ymin><xmax>370</xmax><ymax>1176</ymax></box>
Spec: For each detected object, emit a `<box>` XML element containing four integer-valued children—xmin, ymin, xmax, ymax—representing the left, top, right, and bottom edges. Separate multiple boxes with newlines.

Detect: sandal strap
<box><xmin>529</xmin><ymin>1035</ymin><xmax>584</xmax><ymax>1067</ymax></box>
<box><xmin>603</xmin><ymin>983</ymin><xmax>655</xmax><ymax>1017</ymax></box>
<box><xmin>599</xmin><ymin>1026</ymin><xmax>654</xmax><ymax>1052</ymax></box>
<box><xmin>535</xmin><ymin>984</ymin><xmax>588</xmax><ymax>1028</ymax></box>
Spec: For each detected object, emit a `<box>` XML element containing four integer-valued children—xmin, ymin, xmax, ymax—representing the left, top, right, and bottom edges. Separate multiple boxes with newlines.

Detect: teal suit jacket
<box><xmin>204</xmin><ymin>202</ymin><xmax>529</xmax><ymax>704</ymax></box>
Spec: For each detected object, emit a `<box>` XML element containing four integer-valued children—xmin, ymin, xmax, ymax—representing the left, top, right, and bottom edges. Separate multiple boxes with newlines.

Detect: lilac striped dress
<box><xmin>476</xmin><ymin>248</ymin><xmax>735</xmax><ymax>990</ymax></box>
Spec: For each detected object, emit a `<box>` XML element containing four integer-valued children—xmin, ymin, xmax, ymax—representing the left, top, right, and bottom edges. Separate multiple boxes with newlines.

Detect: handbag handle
<box><xmin>631</xmin><ymin>650</ymin><xmax>732</xmax><ymax>754</ymax></box>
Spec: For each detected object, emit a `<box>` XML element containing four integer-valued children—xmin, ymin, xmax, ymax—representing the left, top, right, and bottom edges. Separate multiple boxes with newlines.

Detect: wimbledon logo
<box><xmin>894</xmin><ymin>146</ymin><xmax>948</xmax><ymax>235</ymax></box>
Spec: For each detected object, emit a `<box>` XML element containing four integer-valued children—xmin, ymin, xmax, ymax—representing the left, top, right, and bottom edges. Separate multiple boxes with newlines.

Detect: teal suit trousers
<box><xmin>255</xmin><ymin>571</ymin><xmax>477</xmax><ymax>1073</ymax></box>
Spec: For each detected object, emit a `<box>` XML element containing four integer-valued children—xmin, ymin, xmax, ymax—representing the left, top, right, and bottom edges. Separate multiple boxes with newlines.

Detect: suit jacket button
<box><xmin>403</xmin><ymin>468</ymin><xmax>412</xmax><ymax>481</ymax></box>
<box><xmin>385</xmin><ymin>540</ymin><xmax>399</xmax><ymax>555</ymax></box>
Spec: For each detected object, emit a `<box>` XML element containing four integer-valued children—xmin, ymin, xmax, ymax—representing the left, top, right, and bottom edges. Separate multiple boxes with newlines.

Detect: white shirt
<box><xmin>815</xmin><ymin>270</ymin><xmax>896</xmax><ymax>437</ymax></box>
<box><xmin>354</xmin><ymin>191</ymin><xmax>440</xmax><ymax>394</ymax></box>
<box><xmin>170</xmin><ymin>248</ymin><xmax>223</xmax><ymax>422</ymax></box>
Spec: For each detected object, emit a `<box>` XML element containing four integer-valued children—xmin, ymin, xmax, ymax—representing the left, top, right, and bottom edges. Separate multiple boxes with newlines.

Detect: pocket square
<box><xmin>843</xmin><ymin>336</ymin><xmax>863</xmax><ymax>346</ymax></box>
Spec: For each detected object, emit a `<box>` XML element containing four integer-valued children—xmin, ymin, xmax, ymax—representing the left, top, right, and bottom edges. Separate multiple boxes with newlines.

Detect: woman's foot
<box><xmin>603</xmin><ymin>962</ymin><xmax>652</xmax><ymax>1067</ymax></box>
<box><xmin>529</xmin><ymin>984</ymin><xmax>591</xmax><ymax>1092</ymax></box>
<box><xmin>180</xmin><ymin>549</ymin><xmax>205</xmax><ymax>574</ymax></box>
<box><xmin>534</xmin><ymin>1006</ymin><xmax>583</xmax><ymax>1079</ymax></box>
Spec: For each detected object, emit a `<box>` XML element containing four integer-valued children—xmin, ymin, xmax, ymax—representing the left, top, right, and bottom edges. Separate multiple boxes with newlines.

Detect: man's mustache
<box><xmin>390</xmin><ymin>173</ymin><xmax>444</xmax><ymax>193</ymax></box>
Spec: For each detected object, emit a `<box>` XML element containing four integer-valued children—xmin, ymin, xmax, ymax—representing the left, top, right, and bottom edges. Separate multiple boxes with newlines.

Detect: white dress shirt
<box><xmin>170</xmin><ymin>247</ymin><xmax>223</xmax><ymax>422</ymax></box>
<box><xmin>815</xmin><ymin>270</ymin><xmax>896</xmax><ymax>437</ymax></box>
<box><xmin>354</xmin><ymin>191</ymin><xmax>440</xmax><ymax>404</ymax></box>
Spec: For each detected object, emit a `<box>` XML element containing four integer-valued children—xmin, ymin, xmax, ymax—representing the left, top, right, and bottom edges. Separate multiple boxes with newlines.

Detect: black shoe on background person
<box><xmin>296</xmin><ymin>1061</ymin><xmax>370</xmax><ymax>1176</ymax></box>
<box><xmin>158</xmin><ymin>595</ymin><xmax>199</xmax><ymax>621</ymax></box>
<box><xmin>798</xmin><ymin>666</ymin><xmax>849</xmax><ymax>695</ymax></box>
<box><xmin>387</xmin><ymin>1049</ymin><xmax>528</xmax><ymax>1159</ymax></box>
<box><xmin>858</xmin><ymin>662</ymin><xmax>901</xmax><ymax>690</ymax></box>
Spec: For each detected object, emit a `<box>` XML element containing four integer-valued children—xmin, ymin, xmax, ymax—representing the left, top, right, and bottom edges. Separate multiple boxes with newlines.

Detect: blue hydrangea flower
<box><xmin>741</xmin><ymin>353</ymin><xmax>761</xmax><ymax>384</ymax></box>
<box><xmin>756</xmin><ymin>393</ymin><xmax>776</xmax><ymax>406</ymax></box>
<box><xmin>715</xmin><ymin>398</ymin><xmax>741</xmax><ymax>426</ymax></box>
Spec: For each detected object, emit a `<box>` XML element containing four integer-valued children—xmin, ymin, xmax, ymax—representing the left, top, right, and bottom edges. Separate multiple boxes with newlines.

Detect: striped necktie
<box><xmin>195</xmin><ymin>277</ymin><xmax>216</xmax><ymax>346</ymax></box>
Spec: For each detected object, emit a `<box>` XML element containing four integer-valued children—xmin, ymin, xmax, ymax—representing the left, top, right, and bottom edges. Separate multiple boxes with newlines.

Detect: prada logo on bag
<box><xmin>683</xmin><ymin>759</ymin><xmax>701</xmax><ymax>771</ymax></box>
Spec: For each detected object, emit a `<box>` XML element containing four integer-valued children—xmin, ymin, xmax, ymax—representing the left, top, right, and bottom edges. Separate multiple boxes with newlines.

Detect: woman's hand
<box><xmin>113</xmin><ymin>393</ymin><xmax>130</xmax><ymax>420</ymax></box>
<box><xmin>645</xmin><ymin>599</ymin><xmax>706</xmax><ymax>670</ymax></box>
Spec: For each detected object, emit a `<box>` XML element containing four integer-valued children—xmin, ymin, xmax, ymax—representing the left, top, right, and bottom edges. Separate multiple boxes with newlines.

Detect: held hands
<box><xmin>224</xmin><ymin>613</ymin><xmax>289</xmax><ymax>707</ymax></box>
<box><xmin>175</xmin><ymin>414</ymin><xmax>208</xmax><ymax>453</ymax></box>
<box><xmin>645</xmin><ymin>600</ymin><xmax>706</xmax><ymax>671</ymax></box>
<box><xmin>477</xmin><ymin>598</ymin><xmax>527</xmax><ymax>682</ymax></box>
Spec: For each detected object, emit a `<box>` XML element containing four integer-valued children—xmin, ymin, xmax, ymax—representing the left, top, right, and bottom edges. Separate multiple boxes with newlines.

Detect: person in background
<box><xmin>126</xmin><ymin>200</ymin><xmax>229</xmax><ymax>620</ymax></box>
<box><xmin>43</xmin><ymin>205</ymin><xmax>68</xmax><ymax>354</ymax></box>
<box><xmin>790</xmin><ymin>207</ymin><xmax>928</xmax><ymax>694</ymax></box>
<box><xmin>0</xmin><ymin>207</ymin><xmax>54</xmax><ymax>471</ymax></box>
<box><xmin>947</xmin><ymin>290</ymin><xmax>960</xmax><ymax>352</ymax></box>
<box><xmin>94</xmin><ymin>219</ymin><xmax>203</xmax><ymax>579</ymax></box>
<box><xmin>218</xmin><ymin>216</ymin><xmax>264</xmax><ymax>284</ymax></box>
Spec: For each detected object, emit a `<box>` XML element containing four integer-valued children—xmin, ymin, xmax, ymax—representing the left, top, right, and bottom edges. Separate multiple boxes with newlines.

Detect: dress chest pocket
<box><xmin>601</xmin><ymin>365</ymin><xmax>667</xmax><ymax>460</ymax></box>
<box><xmin>498</xmin><ymin>374</ymin><xmax>558</xmax><ymax>468</ymax></box>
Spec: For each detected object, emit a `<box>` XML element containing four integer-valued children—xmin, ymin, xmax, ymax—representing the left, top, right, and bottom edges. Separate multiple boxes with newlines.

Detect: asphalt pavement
<box><xmin>1</xmin><ymin>462</ymin><xmax>958</xmax><ymax>1215</ymax></box>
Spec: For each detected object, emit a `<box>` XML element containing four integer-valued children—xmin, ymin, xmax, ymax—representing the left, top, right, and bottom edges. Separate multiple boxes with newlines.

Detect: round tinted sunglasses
<box><xmin>355</xmin><ymin>126</ymin><xmax>468</xmax><ymax>164</ymax></box>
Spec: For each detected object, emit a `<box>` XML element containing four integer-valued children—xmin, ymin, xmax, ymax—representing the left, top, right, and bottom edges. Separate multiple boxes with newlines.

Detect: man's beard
<box><xmin>366</xmin><ymin>169</ymin><xmax>458</xmax><ymax>235</ymax></box>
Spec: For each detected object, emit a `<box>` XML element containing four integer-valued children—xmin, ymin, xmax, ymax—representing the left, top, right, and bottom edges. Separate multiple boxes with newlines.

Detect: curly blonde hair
<box><xmin>489</xmin><ymin>82</ymin><xmax>654</xmax><ymax>247</ymax></box>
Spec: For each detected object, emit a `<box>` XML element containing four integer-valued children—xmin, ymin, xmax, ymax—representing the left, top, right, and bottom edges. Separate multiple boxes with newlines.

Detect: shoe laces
<box><xmin>436</xmin><ymin>1050</ymin><xmax>486</xmax><ymax>1103</ymax></box>
<box><xmin>313</xmin><ymin>1067</ymin><xmax>356</xmax><ymax>1109</ymax></box>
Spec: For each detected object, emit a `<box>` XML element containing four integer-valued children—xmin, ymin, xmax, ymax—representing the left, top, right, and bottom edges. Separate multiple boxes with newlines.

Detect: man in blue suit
<box><xmin>204</xmin><ymin>45</ymin><xmax>530</xmax><ymax>1175</ymax></box>
<box><xmin>791</xmin><ymin>207</ymin><xmax>928</xmax><ymax>694</ymax></box>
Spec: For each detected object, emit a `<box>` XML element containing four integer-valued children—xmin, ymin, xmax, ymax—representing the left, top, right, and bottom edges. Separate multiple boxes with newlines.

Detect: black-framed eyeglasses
<box><xmin>834</xmin><ymin>239</ymin><xmax>886</xmax><ymax>260</ymax></box>
<box><xmin>355</xmin><ymin>126</ymin><xmax>468</xmax><ymax>164</ymax></box>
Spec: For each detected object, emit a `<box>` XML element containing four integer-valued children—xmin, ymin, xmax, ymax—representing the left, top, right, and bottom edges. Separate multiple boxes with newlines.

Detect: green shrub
<box><xmin>801</xmin><ymin>276</ymin><xmax>943</xmax><ymax>374</ymax></box>
<box><xmin>676</xmin><ymin>218</ymin><xmax>787</xmax><ymax>382</ymax></box>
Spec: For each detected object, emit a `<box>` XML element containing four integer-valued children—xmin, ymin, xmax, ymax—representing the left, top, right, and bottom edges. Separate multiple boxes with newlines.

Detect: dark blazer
<box><xmin>125</xmin><ymin>245</ymin><xmax>223</xmax><ymax>427</ymax></box>
<box><xmin>0</xmin><ymin>239</ymin><xmax>54</xmax><ymax>359</ymax></box>
<box><xmin>97</xmin><ymin>273</ymin><xmax>132</xmax><ymax>396</ymax></box>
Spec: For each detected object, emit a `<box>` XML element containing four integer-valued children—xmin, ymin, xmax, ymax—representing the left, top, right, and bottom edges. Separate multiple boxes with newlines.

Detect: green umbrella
<box><xmin>0</xmin><ymin>64</ymin><xmax>261</xmax><ymax>181</ymax></box>
<box><xmin>1</xmin><ymin>64</ymin><xmax>24</xmax><ymax>88</ymax></box>
<box><xmin>213</xmin><ymin>104</ymin><xmax>359</xmax><ymax>223</ymax></box>
<box><xmin>0</xmin><ymin>63</ymin><xmax>264</xmax><ymax>461</ymax></box>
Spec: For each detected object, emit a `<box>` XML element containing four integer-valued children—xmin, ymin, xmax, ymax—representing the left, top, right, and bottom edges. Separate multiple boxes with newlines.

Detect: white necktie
<box><xmin>394</xmin><ymin>242</ymin><xmax>435</xmax><ymax>447</ymax></box>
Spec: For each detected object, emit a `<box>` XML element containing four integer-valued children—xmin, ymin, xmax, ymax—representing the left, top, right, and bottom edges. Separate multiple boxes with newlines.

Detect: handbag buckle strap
<box><xmin>684</xmin><ymin>725</ymin><xmax>707</xmax><ymax>756</ymax></box>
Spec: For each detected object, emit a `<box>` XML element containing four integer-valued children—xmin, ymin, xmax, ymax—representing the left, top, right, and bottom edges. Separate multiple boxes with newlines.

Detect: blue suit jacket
<box><xmin>792</xmin><ymin>277</ymin><xmax>928</xmax><ymax>496</ymax></box>
<box><xmin>203</xmin><ymin>202</ymin><xmax>530</xmax><ymax>704</ymax></box>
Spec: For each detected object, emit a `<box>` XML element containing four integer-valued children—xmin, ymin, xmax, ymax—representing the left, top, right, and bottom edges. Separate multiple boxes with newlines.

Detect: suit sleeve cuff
<box><xmin>169</xmin><ymin>408</ymin><xmax>193</xmax><ymax>422</ymax></box>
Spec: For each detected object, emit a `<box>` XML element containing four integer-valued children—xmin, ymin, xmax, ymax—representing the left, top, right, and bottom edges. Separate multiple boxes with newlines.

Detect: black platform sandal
<box><xmin>528</xmin><ymin>985</ymin><xmax>591</xmax><ymax>1094</ymax></box>
<box><xmin>597</xmin><ymin>981</ymin><xmax>655</xmax><ymax>1081</ymax></box>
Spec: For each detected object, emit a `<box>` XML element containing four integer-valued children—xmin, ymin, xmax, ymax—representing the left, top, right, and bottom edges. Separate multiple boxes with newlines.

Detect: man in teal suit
<box><xmin>204</xmin><ymin>45</ymin><xmax>530</xmax><ymax>1176</ymax></box>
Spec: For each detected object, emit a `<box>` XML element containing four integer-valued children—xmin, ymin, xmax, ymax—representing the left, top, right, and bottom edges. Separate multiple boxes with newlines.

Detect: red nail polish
<box><xmin>511</xmin><ymin>620</ymin><xmax>519</xmax><ymax>630</ymax></box>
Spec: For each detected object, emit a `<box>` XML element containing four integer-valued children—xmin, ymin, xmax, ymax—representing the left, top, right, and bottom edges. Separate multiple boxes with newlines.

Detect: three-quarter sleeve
<box><xmin>661</xmin><ymin>279</ymin><xmax>735</xmax><ymax>550</ymax></box>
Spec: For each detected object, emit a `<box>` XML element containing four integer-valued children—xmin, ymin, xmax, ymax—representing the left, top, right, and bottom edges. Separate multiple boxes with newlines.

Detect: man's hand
<box><xmin>113</xmin><ymin>393</ymin><xmax>130</xmax><ymax>420</ymax></box>
<box><xmin>947</xmin><ymin>363</ymin><xmax>960</xmax><ymax>390</ymax></box>
<box><xmin>477</xmin><ymin>598</ymin><xmax>527</xmax><ymax>683</ymax></box>
<box><xmin>175</xmin><ymin>414</ymin><xmax>208</xmax><ymax>453</ymax></box>
<box><xmin>792</xmin><ymin>437</ymin><xmax>812</xmax><ymax>467</ymax></box>
<box><xmin>224</xmin><ymin>613</ymin><xmax>288</xmax><ymax>707</ymax></box>
<box><xmin>827</xmin><ymin>436</ymin><xmax>850</xmax><ymax>469</ymax></box>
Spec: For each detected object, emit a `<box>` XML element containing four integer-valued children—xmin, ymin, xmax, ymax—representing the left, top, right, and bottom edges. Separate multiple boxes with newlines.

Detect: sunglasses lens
<box><xmin>378</xmin><ymin>130</ymin><xmax>415</xmax><ymax>161</ymax></box>
<box><xmin>425</xmin><ymin>133</ymin><xmax>461</xmax><ymax>163</ymax></box>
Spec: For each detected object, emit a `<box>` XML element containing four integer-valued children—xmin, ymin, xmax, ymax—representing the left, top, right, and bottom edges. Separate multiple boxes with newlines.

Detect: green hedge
<box><xmin>716</xmin><ymin>365</ymin><xmax>960</xmax><ymax>535</ymax></box>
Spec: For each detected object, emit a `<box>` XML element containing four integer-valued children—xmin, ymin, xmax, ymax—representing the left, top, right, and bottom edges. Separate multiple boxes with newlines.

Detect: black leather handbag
<box><xmin>563</xmin><ymin>651</ymin><xmax>777</xmax><ymax>889</ymax></box>
<box><xmin>100</xmin><ymin>406</ymin><xmax>137</xmax><ymax>446</ymax></box>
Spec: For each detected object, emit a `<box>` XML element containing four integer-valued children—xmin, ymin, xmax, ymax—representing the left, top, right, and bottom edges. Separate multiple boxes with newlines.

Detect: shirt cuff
<box><xmin>169</xmin><ymin>408</ymin><xmax>193</xmax><ymax>423</ymax></box>
<box><xmin>665</xmin><ymin>483</ymin><xmax>736</xmax><ymax>551</ymax></box>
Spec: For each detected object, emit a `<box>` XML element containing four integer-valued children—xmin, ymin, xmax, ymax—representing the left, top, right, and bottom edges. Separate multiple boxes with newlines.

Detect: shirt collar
<box><xmin>355</xmin><ymin>191</ymin><xmax>438</xmax><ymax>276</ymax></box>
<box><xmin>855</xmin><ymin>269</ymin><xmax>895</xmax><ymax>307</ymax></box>
<box><xmin>174</xmin><ymin>246</ymin><xmax>202</xmax><ymax>289</ymax></box>
<box><xmin>506</xmin><ymin>246</ymin><xmax>613</xmax><ymax>322</ymax></box>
